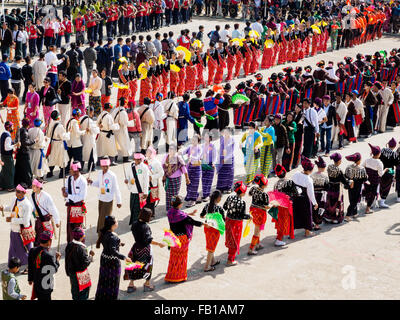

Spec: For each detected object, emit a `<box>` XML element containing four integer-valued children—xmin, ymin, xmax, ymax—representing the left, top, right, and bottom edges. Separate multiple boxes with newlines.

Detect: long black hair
<box><xmin>207</xmin><ymin>190</ymin><xmax>222</xmax><ymax>213</ymax></box>
<box><xmin>96</xmin><ymin>215</ymin><xmax>116</xmax><ymax>248</ymax></box>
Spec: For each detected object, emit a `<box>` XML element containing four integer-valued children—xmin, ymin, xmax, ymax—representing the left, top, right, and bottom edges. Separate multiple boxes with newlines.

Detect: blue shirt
<box><xmin>122</xmin><ymin>44</ymin><xmax>130</xmax><ymax>58</ymax></box>
<box><xmin>0</xmin><ymin>62</ymin><xmax>11</xmax><ymax>81</ymax></box>
<box><xmin>113</xmin><ymin>44</ymin><xmax>121</xmax><ymax>62</ymax></box>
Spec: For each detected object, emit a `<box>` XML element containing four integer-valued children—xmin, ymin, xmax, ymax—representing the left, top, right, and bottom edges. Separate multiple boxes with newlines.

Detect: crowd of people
<box><xmin>1</xmin><ymin>0</ymin><xmax>399</xmax><ymax>301</ymax></box>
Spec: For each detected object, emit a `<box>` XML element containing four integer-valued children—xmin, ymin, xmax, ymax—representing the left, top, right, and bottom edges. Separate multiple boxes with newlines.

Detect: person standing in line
<box><xmin>0</xmin><ymin>54</ymin><xmax>11</xmax><ymax>101</ymax></box>
<box><xmin>28</xmin><ymin>231</ymin><xmax>60</xmax><ymax>300</ymax></box>
<box><xmin>95</xmin><ymin>216</ymin><xmax>131</xmax><ymax>300</ymax></box>
<box><xmin>87</xmin><ymin>157</ymin><xmax>122</xmax><ymax>236</ymax></box>
<box><xmin>124</xmin><ymin>153</ymin><xmax>150</xmax><ymax>226</ymax></box>
<box><xmin>80</xmin><ymin>106</ymin><xmax>100</xmax><ymax>172</ymax></box>
<box><xmin>14</xmin><ymin>118</ymin><xmax>35</xmax><ymax>187</ymax></box>
<box><xmin>65</xmin><ymin>227</ymin><xmax>95</xmax><ymax>300</ymax></box>
<box><xmin>57</xmin><ymin>71</ymin><xmax>72</xmax><ymax>127</ymax></box>
<box><xmin>0</xmin><ymin>122</ymin><xmax>19</xmax><ymax>191</ymax></box>
<box><xmin>28</xmin><ymin>119</ymin><xmax>49</xmax><ymax>181</ymax></box>
<box><xmin>62</xmin><ymin>161</ymin><xmax>88</xmax><ymax>243</ymax></box>
<box><xmin>302</xmin><ymin>98</ymin><xmax>319</xmax><ymax>158</ymax></box>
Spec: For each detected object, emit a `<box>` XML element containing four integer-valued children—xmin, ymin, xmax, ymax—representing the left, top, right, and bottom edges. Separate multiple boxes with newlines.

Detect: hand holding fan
<box><xmin>162</xmin><ymin>229</ymin><xmax>182</xmax><ymax>248</ymax></box>
<box><xmin>205</xmin><ymin>213</ymin><xmax>225</xmax><ymax>235</ymax></box>
<box><xmin>232</xmin><ymin>93</ymin><xmax>250</xmax><ymax>105</ymax></box>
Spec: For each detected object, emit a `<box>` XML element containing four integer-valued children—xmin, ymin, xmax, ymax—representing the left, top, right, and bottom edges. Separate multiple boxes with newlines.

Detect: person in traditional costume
<box><xmin>272</xmin><ymin>164</ymin><xmax>296</xmax><ymax>246</ymax></box>
<box><xmin>71</xmin><ymin>73</ymin><xmax>86</xmax><ymax>116</ymax></box>
<box><xmin>216</xmin><ymin>127</ymin><xmax>235</xmax><ymax>194</ymax></box>
<box><xmin>248</xmin><ymin>174</ymin><xmax>269</xmax><ymax>256</ymax></box>
<box><xmin>46</xmin><ymin>110</ymin><xmax>69</xmax><ymax>179</ymax></box>
<box><xmin>1</xmin><ymin>184</ymin><xmax>33</xmax><ymax>273</ymax></box>
<box><xmin>291</xmin><ymin>156</ymin><xmax>317</xmax><ymax>237</ymax></box>
<box><xmin>165</xmin><ymin>195</ymin><xmax>203</xmax><ymax>283</ymax></box>
<box><xmin>151</xmin><ymin>93</ymin><xmax>167</xmax><ymax>152</ymax></box>
<box><xmin>344</xmin><ymin>152</ymin><xmax>368</xmax><ymax>221</ymax></box>
<box><xmin>96</xmin><ymin>103</ymin><xmax>120</xmax><ymax>165</ymax></box>
<box><xmin>95</xmin><ymin>216</ymin><xmax>131</xmax><ymax>300</ymax></box>
<box><xmin>24</xmin><ymin>84</ymin><xmax>40</xmax><ymax>128</ymax></box>
<box><xmin>331</xmin><ymin>93</ymin><xmax>347</xmax><ymax>149</ymax></box>
<box><xmin>88</xmin><ymin>157</ymin><xmax>122</xmax><ymax>235</ymax></box>
<box><xmin>324</xmin><ymin>153</ymin><xmax>351</xmax><ymax>224</ymax></box>
<box><xmin>189</xmin><ymin>90</ymin><xmax>205</xmax><ymax>136</ymax></box>
<box><xmin>200</xmin><ymin>190</ymin><xmax>225</xmax><ymax>272</ymax></box>
<box><xmin>301</xmin><ymin>98</ymin><xmax>319</xmax><ymax>158</ymax></box>
<box><xmin>218</xmin><ymin>83</ymin><xmax>233</xmax><ymax>132</ymax></box>
<box><xmin>259</xmin><ymin>115</ymin><xmax>275</xmax><ymax>177</ymax></box>
<box><xmin>0</xmin><ymin>121</ymin><xmax>18</xmax><ymax>191</ymax></box>
<box><xmin>137</xmin><ymin>97</ymin><xmax>155</xmax><ymax>154</ymax></box>
<box><xmin>65</xmin><ymin>227</ymin><xmax>94</xmax><ymax>300</ymax></box>
<box><xmin>178</xmin><ymin>93</ymin><xmax>199</xmax><ymax>146</ymax></box>
<box><xmin>62</xmin><ymin>161</ymin><xmax>88</xmax><ymax>243</ymax></box>
<box><xmin>363</xmin><ymin>144</ymin><xmax>385</xmax><ymax>214</ymax></box>
<box><xmin>201</xmin><ymin>132</ymin><xmax>217</xmax><ymax>201</ymax></box>
<box><xmin>281</xmin><ymin>112</ymin><xmax>297</xmax><ymax>171</ymax></box>
<box><xmin>183</xmin><ymin>134</ymin><xmax>202</xmax><ymax>207</ymax></box>
<box><xmin>206</xmin><ymin>42</ymin><xmax>218</xmax><ymax>86</ymax></box>
<box><xmin>224</xmin><ymin>181</ymin><xmax>250</xmax><ymax>266</ymax></box>
<box><xmin>13</xmin><ymin>119</ymin><xmax>34</xmax><ymax>187</ymax></box>
<box><xmin>376</xmin><ymin>80</ymin><xmax>394</xmax><ymax>133</ymax></box>
<box><xmin>225</xmin><ymin>41</ymin><xmax>236</xmax><ymax>81</ymax></box>
<box><xmin>1</xmin><ymin>257</ymin><xmax>26</xmax><ymax>300</ymax></box>
<box><xmin>125</xmin><ymin>208</ymin><xmax>165</xmax><ymax>292</ymax></box>
<box><xmin>28</xmin><ymin>119</ymin><xmax>49</xmax><ymax>181</ymax></box>
<box><xmin>343</xmin><ymin>93</ymin><xmax>357</xmax><ymax>144</ymax></box>
<box><xmin>1</xmin><ymin>89</ymin><xmax>20</xmax><ymax>141</ymax></box>
<box><xmin>292</xmin><ymin>104</ymin><xmax>304</xmax><ymax>169</ymax></box>
<box><xmin>124</xmin><ymin>153</ymin><xmax>150</xmax><ymax>226</ymax></box>
<box><xmin>80</xmin><ymin>106</ymin><xmax>99</xmax><ymax>172</ymax></box>
<box><xmin>112</xmin><ymin>97</ymin><xmax>133</xmax><ymax>162</ymax></box>
<box><xmin>162</xmin><ymin>144</ymin><xmax>189</xmax><ymax>212</ymax></box>
<box><xmin>28</xmin><ymin>231</ymin><xmax>60</xmax><ymax>300</ymax></box>
<box><xmin>66</xmin><ymin>108</ymin><xmax>86</xmax><ymax>170</ymax></box>
<box><xmin>30</xmin><ymin>179</ymin><xmax>60</xmax><ymax>247</ymax></box>
<box><xmin>310</xmin><ymin>156</ymin><xmax>329</xmax><ymax>230</ymax></box>
<box><xmin>144</xmin><ymin>146</ymin><xmax>164</xmax><ymax>218</ymax></box>
<box><xmin>359</xmin><ymin>81</ymin><xmax>377</xmax><ymax>137</ymax></box>
<box><xmin>162</xmin><ymin>93</ymin><xmax>179</xmax><ymax>152</ymax></box>
<box><xmin>378</xmin><ymin>137</ymin><xmax>398</xmax><ymax>208</ymax></box>
<box><xmin>241</xmin><ymin>121</ymin><xmax>263</xmax><ymax>185</ymax></box>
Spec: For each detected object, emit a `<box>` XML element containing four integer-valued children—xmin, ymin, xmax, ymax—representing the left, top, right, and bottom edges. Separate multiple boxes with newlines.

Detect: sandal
<box><xmin>226</xmin><ymin>261</ymin><xmax>238</xmax><ymax>267</ymax></box>
<box><xmin>20</xmin><ymin>269</ymin><xmax>28</xmax><ymax>275</ymax></box>
<box><xmin>204</xmin><ymin>266</ymin><xmax>216</xmax><ymax>272</ymax></box>
<box><xmin>127</xmin><ymin>286</ymin><xmax>136</xmax><ymax>293</ymax></box>
<box><xmin>144</xmin><ymin>284</ymin><xmax>154</xmax><ymax>292</ymax></box>
<box><xmin>210</xmin><ymin>260</ymin><xmax>220</xmax><ymax>267</ymax></box>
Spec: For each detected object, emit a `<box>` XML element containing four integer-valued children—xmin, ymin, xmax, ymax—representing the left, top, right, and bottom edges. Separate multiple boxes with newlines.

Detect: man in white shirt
<box><xmin>162</xmin><ymin>94</ymin><xmax>179</xmax><ymax>152</ymax></box>
<box><xmin>66</xmin><ymin>108</ymin><xmax>86</xmax><ymax>170</ymax></box>
<box><xmin>30</xmin><ymin>179</ymin><xmax>60</xmax><ymax>247</ymax></box>
<box><xmin>62</xmin><ymin>161</ymin><xmax>88</xmax><ymax>243</ymax></box>
<box><xmin>87</xmin><ymin>157</ymin><xmax>122</xmax><ymax>235</ymax></box>
<box><xmin>97</xmin><ymin>103</ymin><xmax>120</xmax><ymax>165</ymax></box>
<box><xmin>124</xmin><ymin>153</ymin><xmax>149</xmax><ymax>226</ymax></box>
<box><xmin>80</xmin><ymin>106</ymin><xmax>99</xmax><ymax>172</ymax></box>
<box><xmin>152</xmin><ymin>93</ymin><xmax>167</xmax><ymax>151</ymax></box>
<box><xmin>231</xmin><ymin>23</ymin><xmax>243</xmax><ymax>39</ymax></box>
<box><xmin>0</xmin><ymin>122</ymin><xmax>20</xmax><ymax>191</ymax></box>
<box><xmin>302</xmin><ymin>98</ymin><xmax>319</xmax><ymax>158</ymax></box>
<box><xmin>375</xmin><ymin>80</ymin><xmax>394</xmax><ymax>133</ymax></box>
<box><xmin>351</xmin><ymin>90</ymin><xmax>365</xmax><ymax>138</ymax></box>
<box><xmin>112</xmin><ymin>97</ymin><xmax>133</xmax><ymax>162</ymax></box>
<box><xmin>331</xmin><ymin>93</ymin><xmax>347</xmax><ymax>149</ymax></box>
<box><xmin>219</xmin><ymin>24</ymin><xmax>231</xmax><ymax>45</ymax></box>
<box><xmin>250</xmin><ymin>17</ymin><xmax>263</xmax><ymax>36</ymax></box>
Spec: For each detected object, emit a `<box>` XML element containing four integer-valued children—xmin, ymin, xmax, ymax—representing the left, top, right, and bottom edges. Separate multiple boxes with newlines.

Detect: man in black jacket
<box><xmin>0</xmin><ymin>22</ymin><xmax>13</xmax><ymax>57</ymax></box>
<box><xmin>272</xmin><ymin>114</ymin><xmax>289</xmax><ymax>171</ymax></box>
<box><xmin>320</xmin><ymin>95</ymin><xmax>336</xmax><ymax>157</ymax></box>
<box><xmin>28</xmin><ymin>231</ymin><xmax>61</xmax><ymax>300</ymax></box>
<box><xmin>65</xmin><ymin>227</ymin><xmax>94</xmax><ymax>300</ymax></box>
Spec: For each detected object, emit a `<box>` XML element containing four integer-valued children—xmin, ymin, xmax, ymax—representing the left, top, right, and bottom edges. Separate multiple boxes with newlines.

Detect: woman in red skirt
<box><xmin>177</xmin><ymin>57</ymin><xmax>187</xmax><ymax>97</ymax></box>
<box><xmin>311</xmin><ymin>31</ymin><xmax>318</xmax><ymax>56</ymax></box>
<box><xmin>224</xmin><ymin>181</ymin><xmax>250</xmax><ymax>266</ymax></box>
<box><xmin>165</xmin><ymin>196</ymin><xmax>203</xmax><ymax>283</ymax></box>
<box><xmin>249</xmin><ymin>42</ymin><xmax>260</xmax><ymax>74</ymax></box>
<box><xmin>225</xmin><ymin>43</ymin><xmax>236</xmax><ymax>81</ymax></box>
<box><xmin>128</xmin><ymin>70</ymin><xmax>138</xmax><ymax>103</ymax></box>
<box><xmin>161</xmin><ymin>62</ymin><xmax>170</xmax><ymax>99</ymax></box>
<box><xmin>261</xmin><ymin>38</ymin><xmax>273</xmax><ymax>69</ymax></box>
<box><xmin>247</xmin><ymin>174</ymin><xmax>270</xmax><ymax>256</ymax></box>
<box><xmin>207</xmin><ymin>45</ymin><xmax>218</xmax><ymax>86</ymax></box>
<box><xmin>185</xmin><ymin>48</ymin><xmax>198</xmax><ymax>92</ymax></box>
<box><xmin>117</xmin><ymin>61</ymin><xmax>130</xmax><ymax>106</ymax></box>
<box><xmin>234</xmin><ymin>47</ymin><xmax>244</xmax><ymax>79</ymax></box>
<box><xmin>213</xmin><ymin>47</ymin><xmax>226</xmax><ymax>84</ymax></box>
<box><xmin>200</xmin><ymin>190</ymin><xmax>225</xmax><ymax>272</ymax></box>
<box><xmin>242</xmin><ymin>40</ymin><xmax>252</xmax><ymax>77</ymax></box>
<box><xmin>195</xmin><ymin>50</ymin><xmax>206</xmax><ymax>89</ymax></box>
<box><xmin>169</xmin><ymin>53</ymin><xmax>181</xmax><ymax>96</ymax></box>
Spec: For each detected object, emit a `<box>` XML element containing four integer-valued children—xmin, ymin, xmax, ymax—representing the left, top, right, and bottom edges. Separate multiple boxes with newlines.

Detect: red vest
<box><xmin>63</xmin><ymin>20</ymin><xmax>72</xmax><ymax>34</ymax></box>
<box><xmin>27</xmin><ymin>25</ymin><xmax>37</xmax><ymax>39</ymax></box>
<box><xmin>75</xmin><ymin>17</ymin><xmax>84</xmax><ymax>32</ymax></box>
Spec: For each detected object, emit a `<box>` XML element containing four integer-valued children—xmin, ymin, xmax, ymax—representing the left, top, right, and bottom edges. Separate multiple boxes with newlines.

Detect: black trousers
<box><xmin>0</xmin><ymin>79</ymin><xmax>9</xmax><ymax>101</ymax></box>
<box><xmin>302</xmin><ymin>126</ymin><xmax>315</xmax><ymax>158</ymax></box>
<box><xmin>347</xmin><ymin>182</ymin><xmax>363</xmax><ymax>216</ymax></box>
<box><xmin>67</xmin><ymin>146</ymin><xmax>83</xmax><ymax>168</ymax></box>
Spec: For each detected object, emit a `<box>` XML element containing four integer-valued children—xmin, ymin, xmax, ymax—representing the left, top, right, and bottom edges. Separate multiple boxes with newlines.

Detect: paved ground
<box><xmin>0</xmin><ymin>16</ymin><xmax>400</xmax><ymax>300</ymax></box>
